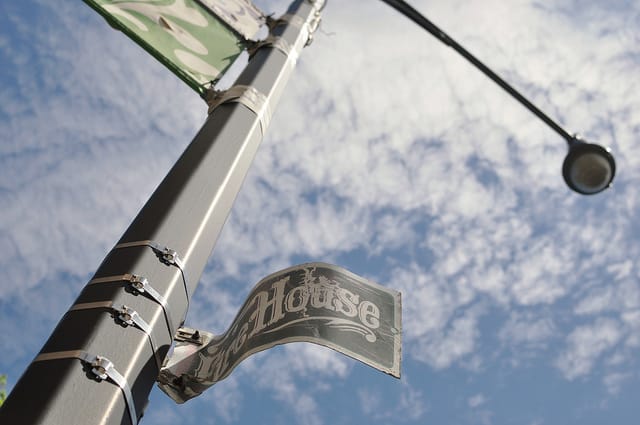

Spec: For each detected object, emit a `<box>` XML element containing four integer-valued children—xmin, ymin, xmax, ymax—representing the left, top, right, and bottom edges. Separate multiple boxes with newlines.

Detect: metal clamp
<box><xmin>268</xmin><ymin>13</ymin><xmax>307</xmax><ymax>31</ymax></box>
<box><xmin>205</xmin><ymin>85</ymin><xmax>272</xmax><ymax>135</ymax></box>
<box><xmin>88</xmin><ymin>274</ymin><xmax>174</xmax><ymax>337</ymax></box>
<box><xmin>34</xmin><ymin>350</ymin><xmax>138</xmax><ymax>425</ymax></box>
<box><xmin>70</xmin><ymin>301</ymin><xmax>162</xmax><ymax>371</ymax></box>
<box><xmin>269</xmin><ymin>5</ymin><xmax>322</xmax><ymax>46</ymax></box>
<box><xmin>248</xmin><ymin>35</ymin><xmax>298</xmax><ymax>67</ymax></box>
<box><xmin>174</xmin><ymin>327</ymin><xmax>204</xmax><ymax>345</ymax></box>
<box><xmin>113</xmin><ymin>240</ymin><xmax>190</xmax><ymax>309</ymax></box>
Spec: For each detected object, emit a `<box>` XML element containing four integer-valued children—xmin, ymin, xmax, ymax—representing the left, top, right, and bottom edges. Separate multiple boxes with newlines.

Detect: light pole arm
<box><xmin>380</xmin><ymin>0</ymin><xmax>575</xmax><ymax>144</ymax></box>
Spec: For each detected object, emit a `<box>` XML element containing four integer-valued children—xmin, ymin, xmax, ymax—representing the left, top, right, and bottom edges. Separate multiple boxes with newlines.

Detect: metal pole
<box><xmin>0</xmin><ymin>1</ymin><xmax>324</xmax><ymax>423</ymax></box>
<box><xmin>381</xmin><ymin>0</ymin><xmax>575</xmax><ymax>144</ymax></box>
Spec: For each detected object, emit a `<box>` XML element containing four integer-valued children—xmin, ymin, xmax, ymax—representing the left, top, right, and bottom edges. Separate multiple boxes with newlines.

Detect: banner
<box><xmin>83</xmin><ymin>0</ymin><xmax>265</xmax><ymax>94</ymax></box>
<box><xmin>198</xmin><ymin>0</ymin><xmax>264</xmax><ymax>40</ymax></box>
<box><xmin>157</xmin><ymin>262</ymin><xmax>402</xmax><ymax>403</ymax></box>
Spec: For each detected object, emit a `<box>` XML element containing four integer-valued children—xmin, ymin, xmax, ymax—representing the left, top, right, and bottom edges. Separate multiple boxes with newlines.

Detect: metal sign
<box><xmin>157</xmin><ymin>262</ymin><xmax>402</xmax><ymax>403</ymax></box>
<box><xmin>83</xmin><ymin>0</ymin><xmax>265</xmax><ymax>94</ymax></box>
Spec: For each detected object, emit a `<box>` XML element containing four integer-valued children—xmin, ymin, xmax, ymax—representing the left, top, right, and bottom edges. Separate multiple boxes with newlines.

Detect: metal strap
<box><xmin>34</xmin><ymin>350</ymin><xmax>138</xmax><ymax>425</ymax></box>
<box><xmin>273</xmin><ymin>13</ymin><xmax>307</xmax><ymax>29</ymax></box>
<box><xmin>89</xmin><ymin>274</ymin><xmax>174</xmax><ymax>337</ymax></box>
<box><xmin>113</xmin><ymin>240</ymin><xmax>190</xmax><ymax>308</ymax></box>
<box><xmin>206</xmin><ymin>85</ymin><xmax>272</xmax><ymax>135</ymax></box>
<box><xmin>250</xmin><ymin>34</ymin><xmax>298</xmax><ymax>67</ymax></box>
<box><xmin>274</xmin><ymin>6</ymin><xmax>321</xmax><ymax>46</ymax></box>
<box><xmin>69</xmin><ymin>301</ymin><xmax>162</xmax><ymax>371</ymax></box>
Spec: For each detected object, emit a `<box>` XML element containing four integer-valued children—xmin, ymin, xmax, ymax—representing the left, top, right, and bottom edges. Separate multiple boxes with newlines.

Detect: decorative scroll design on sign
<box><xmin>157</xmin><ymin>262</ymin><xmax>402</xmax><ymax>404</ymax></box>
<box><xmin>264</xmin><ymin>317</ymin><xmax>378</xmax><ymax>343</ymax></box>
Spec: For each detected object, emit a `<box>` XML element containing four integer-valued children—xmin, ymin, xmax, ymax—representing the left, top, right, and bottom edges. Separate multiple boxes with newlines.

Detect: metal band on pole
<box><xmin>113</xmin><ymin>240</ymin><xmax>190</xmax><ymax>308</ymax></box>
<box><xmin>34</xmin><ymin>351</ymin><xmax>138</xmax><ymax>425</ymax></box>
<box><xmin>206</xmin><ymin>85</ymin><xmax>272</xmax><ymax>135</ymax></box>
<box><xmin>89</xmin><ymin>273</ymin><xmax>175</xmax><ymax>336</ymax></box>
<box><xmin>69</xmin><ymin>301</ymin><xmax>162</xmax><ymax>371</ymax></box>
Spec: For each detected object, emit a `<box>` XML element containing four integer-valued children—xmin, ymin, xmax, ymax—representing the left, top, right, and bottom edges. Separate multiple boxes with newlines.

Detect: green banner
<box><xmin>83</xmin><ymin>0</ymin><xmax>249</xmax><ymax>94</ymax></box>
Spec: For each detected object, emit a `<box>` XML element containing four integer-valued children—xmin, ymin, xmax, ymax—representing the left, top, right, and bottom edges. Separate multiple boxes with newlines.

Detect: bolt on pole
<box><xmin>0</xmin><ymin>1</ymin><xmax>325</xmax><ymax>423</ymax></box>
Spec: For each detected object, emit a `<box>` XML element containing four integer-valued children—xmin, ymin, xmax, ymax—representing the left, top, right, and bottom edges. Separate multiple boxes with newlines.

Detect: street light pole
<box><xmin>0</xmin><ymin>0</ymin><xmax>617</xmax><ymax>423</ymax></box>
<box><xmin>381</xmin><ymin>0</ymin><xmax>616</xmax><ymax>195</ymax></box>
<box><xmin>0</xmin><ymin>1</ymin><xmax>324</xmax><ymax>424</ymax></box>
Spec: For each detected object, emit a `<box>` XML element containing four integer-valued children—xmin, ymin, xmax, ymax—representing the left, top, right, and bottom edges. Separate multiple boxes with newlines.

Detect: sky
<box><xmin>1</xmin><ymin>0</ymin><xmax>640</xmax><ymax>424</ymax></box>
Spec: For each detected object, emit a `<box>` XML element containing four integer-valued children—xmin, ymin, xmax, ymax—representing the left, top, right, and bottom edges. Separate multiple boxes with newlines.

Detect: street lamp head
<box><xmin>562</xmin><ymin>137</ymin><xmax>615</xmax><ymax>195</ymax></box>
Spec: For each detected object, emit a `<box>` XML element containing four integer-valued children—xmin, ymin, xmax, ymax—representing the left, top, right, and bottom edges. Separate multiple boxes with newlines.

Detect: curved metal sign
<box><xmin>83</xmin><ymin>0</ymin><xmax>264</xmax><ymax>93</ymax></box>
<box><xmin>158</xmin><ymin>262</ymin><xmax>402</xmax><ymax>403</ymax></box>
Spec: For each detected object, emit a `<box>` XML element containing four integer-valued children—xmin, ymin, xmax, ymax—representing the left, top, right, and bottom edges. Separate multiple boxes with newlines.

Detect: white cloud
<box><xmin>555</xmin><ymin>318</ymin><xmax>624</xmax><ymax>380</ymax></box>
<box><xmin>411</xmin><ymin>305</ymin><xmax>481</xmax><ymax>369</ymax></box>
<box><xmin>0</xmin><ymin>0</ymin><xmax>205</xmax><ymax>300</ymax></box>
<box><xmin>358</xmin><ymin>379</ymin><xmax>426</xmax><ymax>422</ymax></box>
<box><xmin>391</xmin><ymin>263</ymin><xmax>475</xmax><ymax>342</ymax></box>
<box><xmin>201</xmin><ymin>375</ymin><xmax>244</xmax><ymax>423</ymax></box>
<box><xmin>574</xmin><ymin>281</ymin><xmax>640</xmax><ymax>316</ymax></box>
<box><xmin>468</xmin><ymin>393</ymin><xmax>487</xmax><ymax>408</ymax></box>
<box><xmin>142</xmin><ymin>403</ymin><xmax>183</xmax><ymax>425</ymax></box>
<box><xmin>247</xmin><ymin>350</ymin><xmax>325</xmax><ymax>425</ymax></box>
<box><xmin>499</xmin><ymin>312</ymin><xmax>556</xmax><ymax>347</ymax></box>
<box><xmin>603</xmin><ymin>371</ymin><xmax>632</xmax><ymax>395</ymax></box>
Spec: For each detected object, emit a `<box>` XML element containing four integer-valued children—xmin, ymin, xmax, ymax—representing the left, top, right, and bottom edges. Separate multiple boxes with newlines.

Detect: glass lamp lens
<box><xmin>569</xmin><ymin>152</ymin><xmax>612</xmax><ymax>194</ymax></box>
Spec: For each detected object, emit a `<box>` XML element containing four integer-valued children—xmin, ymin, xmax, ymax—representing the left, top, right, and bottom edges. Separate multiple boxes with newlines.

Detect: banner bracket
<box><xmin>174</xmin><ymin>327</ymin><xmax>204</xmax><ymax>345</ymax></box>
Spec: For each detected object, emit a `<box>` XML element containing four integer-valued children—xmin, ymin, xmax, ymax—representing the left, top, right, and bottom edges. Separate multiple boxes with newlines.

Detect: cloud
<box><xmin>602</xmin><ymin>371</ymin><xmax>632</xmax><ymax>395</ymax></box>
<box><xmin>358</xmin><ymin>379</ymin><xmax>426</xmax><ymax>422</ymax></box>
<box><xmin>246</xmin><ymin>349</ymin><xmax>326</xmax><ymax>425</ymax></box>
<box><xmin>142</xmin><ymin>403</ymin><xmax>183</xmax><ymax>425</ymax></box>
<box><xmin>201</xmin><ymin>375</ymin><xmax>244</xmax><ymax>423</ymax></box>
<box><xmin>468</xmin><ymin>393</ymin><xmax>487</xmax><ymax>408</ymax></box>
<box><xmin>0</xmin><ymin>0</ymin><xmax>206</xmax><ymax>301</ymax></box>
<box><xmin>499</xmin><ymin>312</ymin><xmax>556</xmax><ymax>347</ymax></box>
<box><xmin>555</xmin><ymin>318</ymin><xmax>624</xmax><ymax>380</ymax></box>
<box><xmin>574</xmin><ymin>278</ymin><xmax>640</xmax><ymax>316</ymax></box>
<box><xmin>414</xmin><ymin>308</ymin><xmax>481</xmax><ymax>369</ymax></box>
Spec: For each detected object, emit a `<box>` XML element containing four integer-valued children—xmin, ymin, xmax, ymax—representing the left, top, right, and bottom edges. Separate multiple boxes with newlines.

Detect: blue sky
<box><xmin>1</xmin><ymin>0</ymin><xmax>640</xmax><ymax>424</ymax></box>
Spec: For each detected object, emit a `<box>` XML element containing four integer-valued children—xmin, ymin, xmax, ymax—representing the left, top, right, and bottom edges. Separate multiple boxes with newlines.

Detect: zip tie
<box><xmin>205</xmin><ymin>85</ymin><xmax>272</xmax><ymax>135</ymax></box>
<box><xmin>113</xmin><ymin>240</ymin><xmax>190</xmax><ymax>309</ymax></box>
<box><xmin>34</xmin><ymin>350</ymin><xmax>138</xmax><ymax>425</ymax></box>
<box><xmin>88</xmin><ymin>274</ymin><xmax>174</xmax><ymax>337</ymax></box>
<box><xmin>69</xmin><ymin>301</ymin><xmax>162</xmax><ymax>371</ymax></box>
